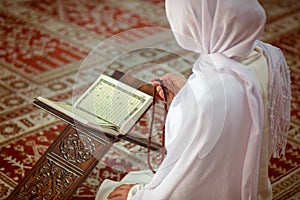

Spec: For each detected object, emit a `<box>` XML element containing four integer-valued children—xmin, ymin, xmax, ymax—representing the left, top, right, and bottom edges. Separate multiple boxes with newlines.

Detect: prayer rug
<box><xmin>0</xmin><ymin>0</ymin><xmax>299</xmax><ymax>199</ymax></box>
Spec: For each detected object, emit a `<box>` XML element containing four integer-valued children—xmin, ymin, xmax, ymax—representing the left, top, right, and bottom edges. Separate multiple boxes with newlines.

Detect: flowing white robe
<box><xmin>96</xmin><ymin>47</ymin><xmax>270</xmax><ymax>200</ymax></box>
<box><xmin>96</xmin><ymin>0</ymin><xmax>291</xmax><ymax>198</ymax></box>
<box><xmin>130</xmin><ymin>49</ymin><xmax>265</xmax><ymax>200</ymax></box>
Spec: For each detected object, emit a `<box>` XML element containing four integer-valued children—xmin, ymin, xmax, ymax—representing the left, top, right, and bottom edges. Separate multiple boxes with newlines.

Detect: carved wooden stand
<box><xmin>7</xmin><ymin>71</ymin><xmax>159</xmax><ymax>199</ymax></box>
<box><xmin>7</xmin><ymin>125</ymin><xmax>113</xmax><ymax>199</ymax></box>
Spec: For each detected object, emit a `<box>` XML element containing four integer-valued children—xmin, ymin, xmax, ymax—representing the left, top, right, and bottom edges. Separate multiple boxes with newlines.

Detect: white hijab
<box><xmin>166</xmin><ymin>0</ymin><xmax>266</xmax><ymax>58</ymax></box>
<box><xmin>166</xmin><ymin>0</ymin><xmax>290</xmax><ymax>157</ymax></box>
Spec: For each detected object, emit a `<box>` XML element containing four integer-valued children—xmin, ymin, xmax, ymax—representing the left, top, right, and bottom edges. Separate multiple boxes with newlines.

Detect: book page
<box><xmin>74</xmin><ymin>75</ymin><xmax>152</xmax><ymax>133</ymax></box>
<box><xmin>35</xmin><ymin>96</ymin><xmax>119</xmax><ymax>133</ymax></box>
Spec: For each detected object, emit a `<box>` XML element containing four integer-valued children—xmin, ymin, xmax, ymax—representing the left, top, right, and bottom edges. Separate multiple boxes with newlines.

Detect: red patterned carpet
<box><xmin>0</xmin><ymin>0</ymin><xmax>300</xmax><ymax>199</ymax></box>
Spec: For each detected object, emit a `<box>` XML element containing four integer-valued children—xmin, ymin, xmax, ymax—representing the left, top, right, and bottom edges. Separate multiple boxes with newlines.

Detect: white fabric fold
<box><xmin>132</xmin><ymin>53</ymin><xmax>264</xmax><ymax>199</ymax></box>
<box><xmin>255</xmin><ymin>41</ymin><xmax>291</xmax><ymax>158</ymax></box>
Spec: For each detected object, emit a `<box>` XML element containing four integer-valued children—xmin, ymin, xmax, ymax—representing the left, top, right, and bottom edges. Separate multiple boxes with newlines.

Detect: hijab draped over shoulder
<box><xmin>166</xmin><ymin>0</ymin><xmax>290</xmax><ymax>158</ymax></box>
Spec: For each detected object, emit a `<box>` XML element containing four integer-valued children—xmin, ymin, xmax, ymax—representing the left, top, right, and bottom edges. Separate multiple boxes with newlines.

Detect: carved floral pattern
<box><xmin>16</xmin><ymin>159</ymin><xmax>78</xmax><ymax>200</ymax></box>
<box><xmin>60</xmin><ymin>133</ymin><xmax>95</xmax><ymax>163</ymax></box>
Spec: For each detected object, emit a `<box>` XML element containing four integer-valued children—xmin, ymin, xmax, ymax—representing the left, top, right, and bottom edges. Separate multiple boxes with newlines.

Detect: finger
<box><xmin>150</xmin><ymin>77</ymin><xmax>168</xmax><ymax>86</ymax></box>
<box><xmin>108</xmin><ymin>192</ymin><xmax>126</xmax><ymax>199</ymax></box>
<box><xmin>108</xmin><ymin>196</ymin><xmax>123</xmax><ymax>200</ymax></box>
<box><xmin>115</xmin><ymin>184</ymin><xmax>133</xmax><ymax>190</ymax></box>
<box><xmin>156</xmin><ymin>85</ymin><xmax>162</xmax><ymax>92</ymax></box>
<box><xmin>108</xmin><ymin>184</ymin><xmax>134</xmax><ymax>199</ymax></box>
<box><xmin>159</xmin><ymin>90</ymin><xmax>165</xmax><ymax>100</ymax></box>
<box><xmin>169</xmin><ymin>92</ymin><xmax>175</xmax><ymax>101</ymax></box>
<box><xmin>150</xmin><ymin>79</ymin><xmax>162</xmax><ymax>86</ymax></box>
<box><xmin>108</xmin><ymin>188</ymin><xmax>123</xmax><ymax>198</ymax></box>
<box><xmin>108</xmin><ymin>195</ymin><xmax>121</xmax><ymax>199</ymax></box>
<box><xmin>151</xmin><ymin>81</ymin><xmax>161</xmax><ymax>87</ymax></box>
<box><xmin>155</xmin><ymin>86</ymin><xmax>164</xmax><ymax>97</ymax></box>
<box><xmin>108</xmin><ymin>191</ymin><xmax>121</xmax><ymax>199</ymax></box>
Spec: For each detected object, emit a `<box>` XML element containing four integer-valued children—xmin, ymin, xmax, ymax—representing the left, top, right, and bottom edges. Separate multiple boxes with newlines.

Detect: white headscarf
<box><xmin>166</xmin><ymin>0</ymin><xmax>290</xmax><ymax>158</ymax></box>
<box><xmin>166</xmin><ymin>0</ymin><xmax>266</xmax><ymax>58</ymax></box>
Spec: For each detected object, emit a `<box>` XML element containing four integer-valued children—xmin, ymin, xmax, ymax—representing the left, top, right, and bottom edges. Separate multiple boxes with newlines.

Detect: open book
<box><xmin>34</xmin><ymin>74</ymin><xmax>153</xmax><ymax>137</ymax></box>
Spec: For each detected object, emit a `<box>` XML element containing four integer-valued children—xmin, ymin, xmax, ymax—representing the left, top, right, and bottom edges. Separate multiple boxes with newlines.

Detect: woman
<box><xmin>97</xmin><ymin>0</ymin><xmax>291</xmax><ymax>199</ymax></box>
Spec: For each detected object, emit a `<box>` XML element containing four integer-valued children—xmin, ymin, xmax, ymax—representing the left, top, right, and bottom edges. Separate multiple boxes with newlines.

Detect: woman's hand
<box><xmin>150</xmin><ymin>73</ymin><xmax>186</xmax><ymax>102</ymax></box>
<box><xmin>107</xmin><ymin>184</ymin><xmax>134</xmax><ymax>200</ymax></box>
